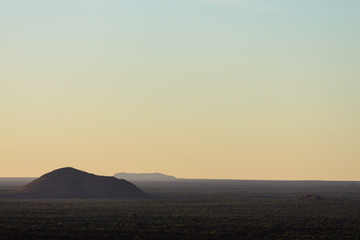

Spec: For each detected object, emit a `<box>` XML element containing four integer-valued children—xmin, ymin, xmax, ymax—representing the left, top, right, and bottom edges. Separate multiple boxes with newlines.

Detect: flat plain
<box><xmin>1</xmin><ymin>179</ymin><xmax>360</xmax><ymax>240</ymax></box>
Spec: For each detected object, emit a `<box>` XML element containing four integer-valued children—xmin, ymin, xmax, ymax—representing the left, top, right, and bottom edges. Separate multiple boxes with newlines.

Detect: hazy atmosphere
<box><xmin>1</xmin><ymin>0</ymin><xmax>359</xmax><ymax>180</ymax></box>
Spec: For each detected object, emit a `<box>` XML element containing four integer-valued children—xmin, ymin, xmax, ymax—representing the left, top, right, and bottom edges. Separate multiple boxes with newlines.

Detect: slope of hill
<box><xmin>3</xmin><ymin>167</ymin><xmax>149</xmax><ymax>199</ymax></box>
<box><xmin>114</xmin><ymin>172</ymin><xmax>176</xmax><ymax>181</ymax></box>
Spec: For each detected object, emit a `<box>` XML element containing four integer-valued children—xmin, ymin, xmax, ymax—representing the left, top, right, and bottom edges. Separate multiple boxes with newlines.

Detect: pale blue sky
<box><xmin>1</xmin><ymin>0</ymin><xmax>359</xmax><ymax>179</ymax></box>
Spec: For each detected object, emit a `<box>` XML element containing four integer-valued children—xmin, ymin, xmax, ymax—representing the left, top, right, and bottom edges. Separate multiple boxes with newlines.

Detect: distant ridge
<box><xmin>2</xmin><ymin>167</ymin><xmax>149</xmax><ymax>199</ymax></box>
<box><xmin>114</xmin><ymin>172</ymin><xmax>176</xmax><ymax>181</ymax></box>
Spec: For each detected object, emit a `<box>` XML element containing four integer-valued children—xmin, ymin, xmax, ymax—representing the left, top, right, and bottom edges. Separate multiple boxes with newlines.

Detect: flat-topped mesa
<box><xmin>114</xmin><ymin>172</ymin><xmax>176</xmax><ymax>181</ymax></box>
<box><xmin>9</xmin><ymin>167</ymin><xmax>149</xmax><ymax>199</ymax></box>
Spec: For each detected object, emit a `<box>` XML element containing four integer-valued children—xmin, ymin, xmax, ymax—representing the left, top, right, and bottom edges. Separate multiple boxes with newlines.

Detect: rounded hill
<box><xmin>9</xmin><ymin>167</ymin><xmax>149</xmax><ymax>199</ymax></box>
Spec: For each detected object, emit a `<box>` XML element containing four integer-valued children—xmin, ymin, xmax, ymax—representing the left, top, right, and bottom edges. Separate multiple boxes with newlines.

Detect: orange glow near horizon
<box><xmin>1</xmin><ymin>0</ymin><xmax>359</xmax><ymax>180</ymax></box>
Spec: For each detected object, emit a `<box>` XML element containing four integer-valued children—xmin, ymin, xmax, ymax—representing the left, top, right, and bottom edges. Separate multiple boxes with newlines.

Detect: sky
<box><xmin>1</xmin><ymin>0</ymin><xmax>359</xmax><ymax>180</ymax></box>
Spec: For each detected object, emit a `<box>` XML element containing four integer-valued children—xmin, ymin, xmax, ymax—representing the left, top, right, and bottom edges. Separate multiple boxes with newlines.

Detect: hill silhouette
<box><xmin>4</xmin><ymin>167</ymin><xmax>149</xmax><ymax>199</ymax></box>
<box><xmin>114</xmin><ymin>172</ymin><xmax>176</xmax><ymax>181</ymax></box>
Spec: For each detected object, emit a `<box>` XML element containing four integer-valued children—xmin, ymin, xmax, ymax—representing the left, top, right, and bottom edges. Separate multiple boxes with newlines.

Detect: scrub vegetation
<box><xmin>1</xmin><ymin>180</ymin><xmax>360</xmax><ymax>239</ymax></box>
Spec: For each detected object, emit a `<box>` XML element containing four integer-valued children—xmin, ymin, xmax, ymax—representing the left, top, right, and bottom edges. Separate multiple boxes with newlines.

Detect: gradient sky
<box><xmin>1</xmin><ymin>0</ymin><xmax>359</xmax><ymax>179</ymax></box>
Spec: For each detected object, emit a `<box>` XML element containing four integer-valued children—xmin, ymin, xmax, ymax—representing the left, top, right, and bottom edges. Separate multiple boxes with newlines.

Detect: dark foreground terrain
<box><xmin>1</xmin><ymin>179</ymin><xmax>360</xmax><ymax>239</ymax></box>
